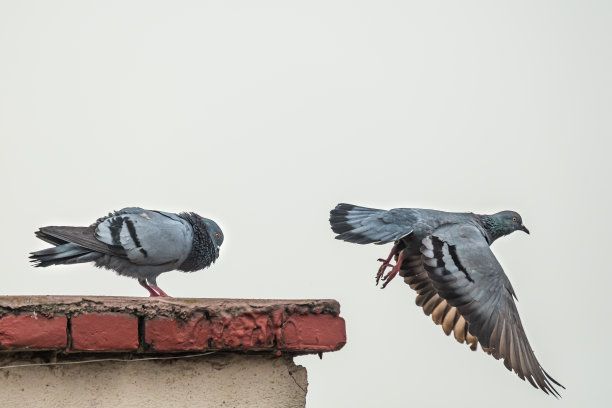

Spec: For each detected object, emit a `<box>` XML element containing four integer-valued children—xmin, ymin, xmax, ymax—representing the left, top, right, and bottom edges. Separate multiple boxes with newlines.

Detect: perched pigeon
<box><xmin>30</xmin><ymin>207</ymin><xmax>224</xmax><ymax>297</ymax></box>
<box><xmin>330</xmin><ymin>203</ymin><xmax>563</xmax><ymax>397</ymax></box>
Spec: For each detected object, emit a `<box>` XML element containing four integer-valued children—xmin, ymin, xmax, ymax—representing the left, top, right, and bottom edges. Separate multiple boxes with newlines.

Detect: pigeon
<box><xmin>30</xmin><ymin>207</ymin><xmax>224</xmax><ymax>297</ymax></box>
<box><xmin>329</xmin><ymin>203</ymin><xmax>563</xmax><ymax>397</ymax></box>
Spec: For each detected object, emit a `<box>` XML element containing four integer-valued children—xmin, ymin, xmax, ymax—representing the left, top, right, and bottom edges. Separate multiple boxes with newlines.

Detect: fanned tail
<box><xmin>329</xmin><ymin>203</ymin><xmax>388</xmax><ymax>244</ymax></box>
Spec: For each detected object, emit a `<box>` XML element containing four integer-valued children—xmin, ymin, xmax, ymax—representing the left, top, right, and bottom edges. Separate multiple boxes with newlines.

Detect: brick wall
<box><xmin>0</xmin><ymin>296</ymin><xmax>346</xmax><ymax>354</ymax></box>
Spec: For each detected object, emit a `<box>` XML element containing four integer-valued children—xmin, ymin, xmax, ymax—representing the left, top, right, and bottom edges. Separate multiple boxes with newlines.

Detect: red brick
<box><xmin>213</xmin><ymin>312</ymin><xmax>277</xmax><ymax>350</ymax></box>
<box><xmin>282</xmin><ymin>314</ymin><xmax>346</xmax><ymax>352</ymax></box>
<box><xmin>145</xmin><ymin>315</ymin><xmax>212</xmax><ymax>352</ymax></box>
<box><xmin>147</xmin><ymin>311</ymin><xmax>347</xmax><ymax>353</ymax></box>
<box><xmin>71</xmin><ymin>313</ymin><xmax>138</xmax><ymax>351</ymax></box>
<box><xmin>147</xmin><ymin>312</ymin><xmax>281</xmax><ymax>352</ymax></box>
<box><xmin>0</xmin><ymin>313</ymin><xmax>67</xmax><ymax>350</ymax></box>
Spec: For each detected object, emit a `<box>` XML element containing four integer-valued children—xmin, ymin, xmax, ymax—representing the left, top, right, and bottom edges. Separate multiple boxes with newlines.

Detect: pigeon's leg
<box><xmin>147</xmin><ymin>277</ymin><xmax>170</xmax><ymax>297</ymax></box>
<box><xmin>381</xmin><ymin>250</ymin><xmax>404</xmax><ymax>289</ymax></box>
<box><xmin>138</xmin><ymin>279</ymin><xmax>159</xmax><ymax>297</ymax></box>
<box><xmin>149</xmin><ymin>285</ymin><xmax>169</xmax><ymax>297</ymax></box>
<box><xmin>376</xmin><ymin>243</ymin><xmax>399</xmax><ymax>285</ymax></box>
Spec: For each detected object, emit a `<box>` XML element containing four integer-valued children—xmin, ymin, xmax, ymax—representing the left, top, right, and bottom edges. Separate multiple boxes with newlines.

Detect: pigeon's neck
<box><xmin>177</xmin><ymin>213</ymin><xmax>218</xmax><ymax>272</ymax></box>
<box><xmin>476</xmin><ymin>214</ymin><xmax>506</xmax><ymax>244</ymax></box>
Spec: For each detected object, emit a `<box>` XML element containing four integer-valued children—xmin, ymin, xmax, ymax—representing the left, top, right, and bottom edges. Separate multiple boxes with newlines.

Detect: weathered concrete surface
<box><xmin>0</xmin><ymin>296</ymin><xmax>341</xmax><ymax>318</ymax></box>
<box><xmin>0</xmin><ymin>353</ymin><xmax>308</xmax><ymax>408</ymax></box>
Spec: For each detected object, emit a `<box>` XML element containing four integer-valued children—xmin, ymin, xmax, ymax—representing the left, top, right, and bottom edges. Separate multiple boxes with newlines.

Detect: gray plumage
<box><xmin>30</xmin><ymin>207</ymin><xmax>224</xmax><ymax>297</ymax></box>
<box><xmin>330</xmin><ymin>203</ymin><xmax>563</xmax><ymax>397</ymax></box>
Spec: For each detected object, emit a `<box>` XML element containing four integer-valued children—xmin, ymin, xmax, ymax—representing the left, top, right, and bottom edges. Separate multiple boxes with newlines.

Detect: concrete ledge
<box><xmin>0</xmin><ymin>353</ymin><xmax>308</xmax><ymax>408</ymax></box>
<box><xmin>0</xmin><ymin>296</ymin><xmax>346</xmax><ymax>355</ymax></box>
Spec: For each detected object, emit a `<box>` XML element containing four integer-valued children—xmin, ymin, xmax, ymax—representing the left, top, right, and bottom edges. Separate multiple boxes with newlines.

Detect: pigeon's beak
<box><xmin>520</xmin><ymin>224</ymin><xmax>530</xmax><ymax>234</ymax></box>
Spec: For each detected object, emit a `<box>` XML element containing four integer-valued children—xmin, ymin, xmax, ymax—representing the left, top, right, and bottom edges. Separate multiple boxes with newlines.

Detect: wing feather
<box><xmin>419</xmin><ymin>224</ymin><xmax>563</xmax><ymax>396</ymax></box>
<box><xmin>36</xmin><ymin>226</ymin><xmax>124</xmax><ymax>257</ymax></box>
<box><xmin>95</xmin><ymin>210</ymin><xmax>193</xmax><ymax>266</ymax></box>
<box><xmin>398</xmin><ymin>252</ymin><xmax>478</xmax><ymax>350</ymax></box>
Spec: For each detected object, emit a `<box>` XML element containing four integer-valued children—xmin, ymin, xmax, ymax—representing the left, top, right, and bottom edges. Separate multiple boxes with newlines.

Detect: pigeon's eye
<box><xmin>215</xmin><ymin>233</ymin><xmax>220</xmax><ymax>238</ymax></box>
<box><xmin>512</xmin><ymin>217</ymin><xmax>517</xmax><ymax>222</ymax></box>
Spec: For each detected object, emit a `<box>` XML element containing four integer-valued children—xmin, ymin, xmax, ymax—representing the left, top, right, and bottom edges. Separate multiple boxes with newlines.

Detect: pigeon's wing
<box><xmin>35</xmin><ymin>226</ymin><xmax>125</xmax><ymax>258</ymax></box>
<box><xmin>95</xmin><ymin>209</ymin><xmax>193</xmax><ymax>266</ymax></box>
<box><xmin>421</xmin><ymin>224</ymin><xmax>563</xmax><ymax>397</ymax></box>
<box><xmin>330</xmin><ymin>203</ymin><xmax>415</xmax><ymax>244</ymax></box>
<box><xmin>398</xmin><ymin>250</ymin><xmax>480</xmax><ymax>351</ymax></box>
<box><xmin>33</xmin><ymin>208</ymin><xmax>152</xmax><ymax>258</ymax></box>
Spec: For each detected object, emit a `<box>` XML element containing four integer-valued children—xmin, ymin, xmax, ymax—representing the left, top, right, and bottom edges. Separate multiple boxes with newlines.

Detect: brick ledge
<box><xmin>0</xmin><ymin>296</ymin><xmax>346</xmax><ymax>355</ymax></box>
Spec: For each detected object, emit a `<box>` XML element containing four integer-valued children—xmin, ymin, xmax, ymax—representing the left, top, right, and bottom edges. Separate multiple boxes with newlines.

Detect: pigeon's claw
<box><xmin>381</xmin><ymin>250</ymin><xmax>404</xmax><ymax>289</ymax></box>
<box><xmin>376</xmin><ymin>243</ymin><xmax>399</xmax><ymax>285</ymax></box>
<box><xmin>376</xmin><ymin>262</ymin><xmax>391</xmax><ymax>285</ymax></box>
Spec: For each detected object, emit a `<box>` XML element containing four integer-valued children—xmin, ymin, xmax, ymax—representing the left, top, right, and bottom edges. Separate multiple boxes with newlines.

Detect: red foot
<box><xmin>376</xmin><ymin>243</ymin><xmax>399</xmax><ymax>285</ymax></box>
<box><xmin>380</xmin><ymin>250</ymin><xmax>403</xmax><ymax>289</ymax></box>
<box><xmin>139</xmin><ymin>279</ymin><xmax>159</xmax><ymax>297</ymax></box>
<box><xmin>150</xmin><ymin>285</ymin><xmax>170</xmax><ymax>297</ymax></box>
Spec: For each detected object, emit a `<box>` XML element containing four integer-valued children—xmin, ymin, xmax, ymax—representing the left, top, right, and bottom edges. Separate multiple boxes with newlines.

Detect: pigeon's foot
<box><xmin>139</xmin><ymin>279</ymin><xmax>160</xmax><ymax>297</ymax></box>
<box><xmin>381</xmin><ymin>250</ymin><xmax>403</xmax><ymax>289</ymax></box>
<box><xmin>376</xmin><ymin>243</ymin><xmax>399</xmax><ymax>285</ymax></box>
<box><xmin>150</xmin><ymin>285</ymin><xmax>170</xmax><ymax>297</ymax></box>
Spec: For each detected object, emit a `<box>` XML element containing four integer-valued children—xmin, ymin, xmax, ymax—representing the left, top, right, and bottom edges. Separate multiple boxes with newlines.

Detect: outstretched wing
<box><xmin>95</xmin><ymin>209</ymin><xmax>193</xmax><ymax>266</ymax></box>
<box><xmin>420</xmin><ymin>224</ymin><xmax>563</xmax><ymax>397</ymax></box>
<box><xmin>330</xmin><ymin>203</ymin><xmax>414</xmax><ymax>244</ymax></box>
<box><xmin>398</xmin><ymin>249</ymin><xmax>480</xmax><ymax>351</ymax></box>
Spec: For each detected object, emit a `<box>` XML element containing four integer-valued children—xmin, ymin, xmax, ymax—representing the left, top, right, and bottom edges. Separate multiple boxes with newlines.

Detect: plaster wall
<box><xmin>0</xmin><ymin>353</ymin><xmax>308</xmax><ymax>408</ymax></box>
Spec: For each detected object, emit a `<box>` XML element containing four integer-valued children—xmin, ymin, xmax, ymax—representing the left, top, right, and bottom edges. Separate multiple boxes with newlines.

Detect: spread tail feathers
<box><xmin>330</xmin><ymin>203</ymin><xmax>387</xmax><ymax>244</ymax></box>
<box><xmin>330</xmin><ymin>203</ymin><xmax>414</xmax><ymax>244</ymax></box>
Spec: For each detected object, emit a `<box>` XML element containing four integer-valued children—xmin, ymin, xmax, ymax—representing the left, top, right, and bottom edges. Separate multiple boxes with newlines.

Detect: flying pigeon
<box><xmin>329</xmin><ymin>203</ymin><xmax>563</xmax><ymax>397</ymax></box>
<box><xmin>30</xmin><ymin>207</ymin><xmax>224</xmax><ymax>297</ymax></box>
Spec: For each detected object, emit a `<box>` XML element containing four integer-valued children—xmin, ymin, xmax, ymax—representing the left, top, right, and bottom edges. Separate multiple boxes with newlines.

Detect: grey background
<box><xmin>1</xmin><ymin>1</ymin><xmax>609</xmax><ymax>407</ymax></box>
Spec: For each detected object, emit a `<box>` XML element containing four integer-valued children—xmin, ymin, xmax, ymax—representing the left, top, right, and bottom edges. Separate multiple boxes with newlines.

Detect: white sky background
<box><xmin>0</xmin><ymin>1</ymin><xmax>610</xmax><ymax>407</ymax></box>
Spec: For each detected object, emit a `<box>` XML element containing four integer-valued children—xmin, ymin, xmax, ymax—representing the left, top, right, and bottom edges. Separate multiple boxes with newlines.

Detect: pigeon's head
<box><xmin>203</xmin><ymin>219</ymin><xmax>224</xmax><ymax>257</ymax></box>
<box><xmin>493</xmin><ymin>211</ymin><xmax>530</xmax><ymax>235</ymax></box>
